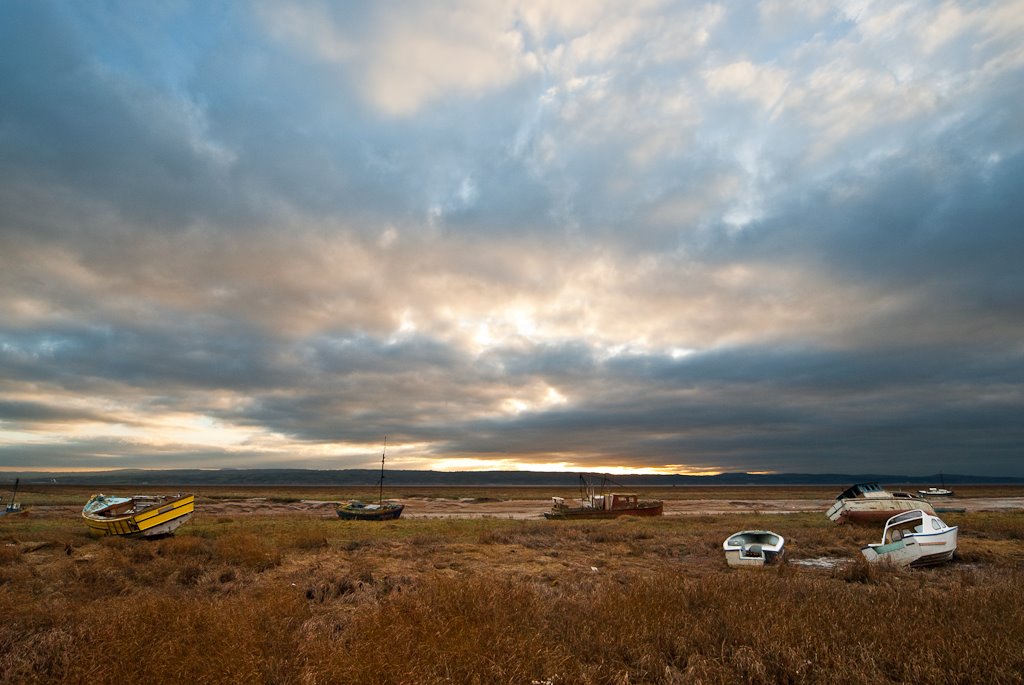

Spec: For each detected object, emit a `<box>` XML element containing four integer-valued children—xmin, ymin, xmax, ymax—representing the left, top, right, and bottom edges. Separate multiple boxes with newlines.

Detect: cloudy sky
<box><xmin>1</xmin><ymin>1</ymin><xmax>1022</xmax><ymax>476</ymax></box>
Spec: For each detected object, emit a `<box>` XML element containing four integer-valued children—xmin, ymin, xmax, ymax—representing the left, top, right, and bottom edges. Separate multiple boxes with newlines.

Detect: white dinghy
<box><xmin>861</xmin><ymin>509</ymin><xmax>958</xmax><ymax>568</ymax></box>
<box><xmin>723</xmin><ymin>530</ymin><xmax>785</xmax><ymax>567</ymax></box>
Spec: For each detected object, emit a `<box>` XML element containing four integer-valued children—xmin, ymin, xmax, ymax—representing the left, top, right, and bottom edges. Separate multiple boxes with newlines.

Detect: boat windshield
<box><xmin>884</xmin><ymin>518</ymin><xmax>924</xmax><ymax>543</ymax></box>
<box><xmin>82</xmin><ymin>495</ymin><xmax>132</xmax><ymax>515</ymax></box>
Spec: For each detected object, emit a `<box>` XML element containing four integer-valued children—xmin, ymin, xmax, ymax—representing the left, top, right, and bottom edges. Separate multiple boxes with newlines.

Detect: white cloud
<box><xmin>262</xmin><ymin>1</ymin><xmax>540</xmax><ymax>116</ymax></box>
<box><xmin>704</xmin><ymin>60</ymin><xmax>789</xmax><ymax>108</ymax></box>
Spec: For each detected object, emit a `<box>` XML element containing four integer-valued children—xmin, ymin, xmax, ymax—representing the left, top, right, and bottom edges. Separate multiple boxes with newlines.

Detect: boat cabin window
<box><xmin>931</xmin><ymin>519</ymin><xmax>943</xmax><ymax>530</ymax></box>
<box><xmin>839</xmin><ymin>482</ymin><xmax>881</xmax><ymax>499</ymax></box>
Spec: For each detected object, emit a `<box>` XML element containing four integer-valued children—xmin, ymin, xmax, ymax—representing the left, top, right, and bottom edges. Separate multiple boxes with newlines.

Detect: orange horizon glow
<box><xmin>0</xmin><ymin>463</ymin><xmax>773</xmax><ymax>476</ymax></box>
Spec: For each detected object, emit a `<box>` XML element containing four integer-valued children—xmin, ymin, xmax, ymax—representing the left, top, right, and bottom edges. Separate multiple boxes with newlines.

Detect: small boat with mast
<box><xmin>918</xmin><ymin>472</ymin><xmax>954</xmax><ymax>498</ymax></box>
<box><xmin>0</xmin><ymin>479</ymin><xmax>25</xmax><ymax>516</ymax></box>
<box><xmin>337</xmin><ymin>437</ymin><xmax>405</xmax><ymax>521</ymax></box>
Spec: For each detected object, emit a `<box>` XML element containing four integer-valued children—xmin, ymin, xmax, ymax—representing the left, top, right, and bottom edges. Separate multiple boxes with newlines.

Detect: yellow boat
<box><xmin>82</xmin><ymin>493</ymin><xmax>195</xmax><ymax>537</ymax></box>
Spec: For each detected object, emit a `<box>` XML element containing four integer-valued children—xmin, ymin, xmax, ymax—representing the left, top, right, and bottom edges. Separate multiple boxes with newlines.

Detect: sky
<box><xmin>1</xmin><ymin>1</ymin><xmax>1022</xmax><ymax>476</ymax></box>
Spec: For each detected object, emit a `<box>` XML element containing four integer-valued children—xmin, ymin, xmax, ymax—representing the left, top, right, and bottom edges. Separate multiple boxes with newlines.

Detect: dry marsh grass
<box><xmin>1</xmin><ymin>504</ymin><xmax>1023</xmax><ymax>683</ymax></box>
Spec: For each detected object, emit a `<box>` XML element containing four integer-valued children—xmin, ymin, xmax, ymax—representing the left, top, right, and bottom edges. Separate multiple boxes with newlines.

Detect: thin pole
<box><xmin>379</xmin><ymin>437</ymin><xmax>387</xmax><ymax>505</ymax></box>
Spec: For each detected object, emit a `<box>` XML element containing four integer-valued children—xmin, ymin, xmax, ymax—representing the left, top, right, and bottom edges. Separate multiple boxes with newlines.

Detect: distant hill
<box><xmin>6</xmin><ymin>469</ymin><xmax>1022</xmax><ymax>487</ymax></box>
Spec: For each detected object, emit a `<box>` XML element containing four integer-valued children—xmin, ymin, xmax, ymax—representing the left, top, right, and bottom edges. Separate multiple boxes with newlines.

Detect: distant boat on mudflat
<box><xmin>918</xmin><ymin>473</ymin><xmax>954</xmax><ymax>497</ymax></box>
<box><xmin>0</xmin><ymin>479</ymin><xmax>25</xmax><ymax>516</ymax></box>
<box><xmin>918</xmin><ymin>487</ymin><xmax>954</xmax><ymax>497</ymax></box>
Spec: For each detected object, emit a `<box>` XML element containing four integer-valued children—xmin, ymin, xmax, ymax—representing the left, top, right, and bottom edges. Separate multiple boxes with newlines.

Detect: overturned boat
<box><xmin>861</xmin><ymin>509</ymin><xmax>957</xmax><ymax>567</ymax></box>
<box><xmin>544</xmin><ymin>475</ymin><xmax>663</xmax><ymax>520</ymax></box>
<box><xmin>723</xmin><ymin>530</ymin><xmax>786</xmax><ymax>567</ymax></box>
<box><xmin>826</xmin><ymin>482</ymin><xmax>935</xmax><ymax>524</ymax></box>
<box><xmin>82</xmin><ymin>493</ymin><xmax>194</xmax><ymax>537</ymax></box>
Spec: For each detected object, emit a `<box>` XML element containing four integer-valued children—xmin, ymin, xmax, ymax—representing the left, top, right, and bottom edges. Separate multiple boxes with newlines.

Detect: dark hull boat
<box><xmin>337</xmin><ymin>501</ymin><xmax>405</xmax><ymax>521</ymax></box>
<box><xmin>336</xmin><ymin>437</ymin><xmax>404</xmax><ymax>521</ymax></box>
<box><xmin>0</xmin><ymin>479</ymin><xmax>24</xmax><ymax>516</ymax></box>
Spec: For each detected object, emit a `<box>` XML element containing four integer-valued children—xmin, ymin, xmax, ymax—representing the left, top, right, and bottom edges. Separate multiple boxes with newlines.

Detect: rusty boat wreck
<box><xmin>544</xmin><ymin>475</ymin><xmax>663</xmax><ymax>520</ymax></box>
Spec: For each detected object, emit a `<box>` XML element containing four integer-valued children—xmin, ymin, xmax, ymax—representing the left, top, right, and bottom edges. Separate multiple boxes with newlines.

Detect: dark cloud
<box><xmin>0</xmin><ymin>399</ymin><xmax>104</xmax><ymax>426</ymax></box>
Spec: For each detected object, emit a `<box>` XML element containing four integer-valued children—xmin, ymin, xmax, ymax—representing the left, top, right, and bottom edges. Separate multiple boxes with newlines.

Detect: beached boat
<box><xmin>82</xmin><ymin>493</ymin><xmax>194</xmax><ymax>537</ymax></box>
<box><xmin>723</xmin><ymin>530</ymin><xmax>785</xmax><ymax>567</ymax></box>
<box><xmin>826</xmin><ymin>482</ymin><xmax>935</xmax><ymax>524</ymax></box>
<box><xmin>918</xmin><ymin>487</ymin><xmax>954</xmax><ymax>497</ymax></box>
<box><xmin>337</xmin><ymin>500</ymin><xmax>405</xmax><ymax>521</ymax></box>
<box><xmin>0</xmin><ymin>479</ymin><xmax>24</xmax><ymax>516</ymax></box>
<box><xmin>861</xmin><ymin>509</ymin><xmax>958</xmax><ymax>567</ymax></box>
<box><xmin>337</xmin><ymin>437</ymin><xmax>404</xmax><ymax>521</ymax></box>
<box><xmin>918</xmin><ymin>472</ymin><xmax>954</xmax><ymax>497</ymax></box>
<box><xmin>544</xmin><ymin>475</ymin><xmax>663</xmax><ymax>520</ymax></box>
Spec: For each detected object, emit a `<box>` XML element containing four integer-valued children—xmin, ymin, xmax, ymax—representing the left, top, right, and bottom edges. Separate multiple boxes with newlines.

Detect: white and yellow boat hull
<box><xmin>83</xmin><ymin>494</ymin><xmax>195</xmax><ymax>537</ymax></box>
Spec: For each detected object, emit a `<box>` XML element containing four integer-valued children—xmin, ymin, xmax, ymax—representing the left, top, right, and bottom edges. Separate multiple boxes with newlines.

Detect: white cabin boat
<box><xmin>826</xmin><ymin>482</ymin><xmax>935</xmax><ymax>524</ymax></box>
<box><xmin>861</xmin><ymin>509</ymin><xmax>957</xmax><ymax>567</ymax></box>
<box><xmin>723</xmin><ymin>530</ymin><xmax>785</xmax><ymax>567</ymax></box>
<box><xmin>917</xmin><ymin>487</ymin><xmax>954</xmax><ymax>497</ymax></box>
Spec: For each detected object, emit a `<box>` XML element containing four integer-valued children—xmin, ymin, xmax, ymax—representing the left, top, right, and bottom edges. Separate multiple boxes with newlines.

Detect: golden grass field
<box><xmin>1</xmin><ymin>485</ymin><xmax>1023</xmax><ymax>684</ymax></box>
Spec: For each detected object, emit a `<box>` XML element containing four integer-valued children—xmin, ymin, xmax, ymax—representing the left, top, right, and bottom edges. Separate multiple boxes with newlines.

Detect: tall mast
<box><xmin>379</xmin><ymin>437</ymin><xmax>387</xmax><ymax>505</ymax></box>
